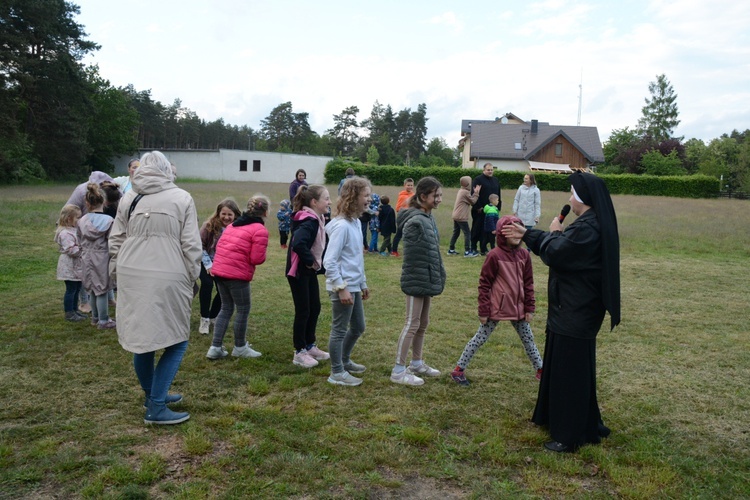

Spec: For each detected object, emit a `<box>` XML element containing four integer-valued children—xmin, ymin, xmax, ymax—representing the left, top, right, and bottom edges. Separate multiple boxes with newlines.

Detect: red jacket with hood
<box><xmin>477</xmin><ymin>215</ymin><xmax>535</xmax><ymax>321</ymax></box>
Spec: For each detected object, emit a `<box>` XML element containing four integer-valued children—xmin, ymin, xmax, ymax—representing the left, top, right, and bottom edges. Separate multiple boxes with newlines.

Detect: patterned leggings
<box><xmin>457</xmin><ymin>320</ymin><xmax>543</xmax><ymax>371</ymax></box>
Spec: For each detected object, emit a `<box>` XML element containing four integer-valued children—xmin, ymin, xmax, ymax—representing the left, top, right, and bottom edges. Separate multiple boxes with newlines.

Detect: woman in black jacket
<box><xmin>502</xmin><ymin>172</ymin><xmax>620</xmax><ymax>453</ymax></box>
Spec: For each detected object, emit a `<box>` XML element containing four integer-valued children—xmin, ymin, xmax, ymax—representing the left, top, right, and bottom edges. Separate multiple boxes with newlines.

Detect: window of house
<box><xmin>253</xmin><ymin>160</ymin><xmax>261</xmax><ymax>172</ymax></box>
<box><xmin>555</xmin><ymin>143</ymin><xmax>563</xmax><ymax>156</ymax></box>
<box><xmin>514</xmin><ymin>143</ymin><xmax>522</xmax><ymax>150</ymax></box>
<box><xmin>239</xmin><ymin>160</ymin><xmax>247</xmax><ymax>172</ymax></box>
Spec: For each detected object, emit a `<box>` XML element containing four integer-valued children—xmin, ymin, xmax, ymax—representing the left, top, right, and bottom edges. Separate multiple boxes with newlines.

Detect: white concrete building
<box><xmin>113</xmin><ymin>149</ymin><xmax>332</xmax><ymax>184</ymax></box>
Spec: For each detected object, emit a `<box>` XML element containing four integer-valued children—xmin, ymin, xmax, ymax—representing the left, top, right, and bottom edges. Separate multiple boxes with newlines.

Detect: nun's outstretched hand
<box><xmin>501</xmin><ymin>222</ymin><xmax>526</xmax><ymax>240</ymax></box>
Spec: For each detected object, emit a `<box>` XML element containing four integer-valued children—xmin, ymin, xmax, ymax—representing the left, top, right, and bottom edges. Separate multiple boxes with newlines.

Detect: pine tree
<box><xmin>638</xmin><ymin>74</ymin><xmax>680</xmax><ymax>141</ymax></box>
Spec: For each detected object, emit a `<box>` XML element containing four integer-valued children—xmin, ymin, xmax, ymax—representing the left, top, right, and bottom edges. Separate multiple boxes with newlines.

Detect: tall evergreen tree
<box><xmin>638</xmin><ymin>74</ymin><xmax>680</xmax><ymax>141</ymax></box>
<box><xmin>0</xmin><ymin>0</ymin><xmax>100</xmax><ymax>179</ymax></box>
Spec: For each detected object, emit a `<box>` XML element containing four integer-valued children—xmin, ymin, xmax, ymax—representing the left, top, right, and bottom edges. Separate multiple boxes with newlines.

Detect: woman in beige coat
<box><xmin>109</xmin><ymin>151</ymin><xmax>202</xmax><ymax>425</ymax></box>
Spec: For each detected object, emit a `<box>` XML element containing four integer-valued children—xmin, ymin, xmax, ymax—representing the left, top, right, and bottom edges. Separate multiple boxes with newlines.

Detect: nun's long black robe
<box><xmin>524</xmin><ymin>210</ymin><xmax>609</xmax><ymax>449</ymax></box>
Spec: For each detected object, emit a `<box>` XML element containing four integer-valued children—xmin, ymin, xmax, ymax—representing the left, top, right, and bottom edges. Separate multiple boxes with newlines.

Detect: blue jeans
<box><xmin>368</xmin><ymin>230</ymin><xmax>379</xmax><ymax>252</ymax></box>
<box><xmin>63</xmin><ymin>280</ymin><xmax>81</xmax><ymax>312</ymax></box>
<box><xmin>328</xmin><ymin>290</ymin><xmax>365</xmax><ymax>374</ymax></box>
<box><xmin>213</xmin><ymin>278</ymin><xmax>251</xmax><ymax>348</ymax></box>
<box><xmin>133</xmin><ymin>341</ymin><xmax>188</xmax><ymax>405</ymax></box>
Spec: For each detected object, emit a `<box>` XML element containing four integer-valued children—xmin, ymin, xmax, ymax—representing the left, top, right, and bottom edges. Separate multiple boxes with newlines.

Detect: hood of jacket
<box><xmin>88</xmin><ymin>171</ymin><xmax>113</xmax><ymax>185</ymax></box>
<box><xmin>397</xmin><ymin>207</ymin><xmax>422</xmax><ymax>230</ymax></box>
<box><xmin>131</xmin><ymin>162</ymin><xmax>176</xmax><ymax>195</ymax></box>
<box><xmin>495</xmin><ymin>215</ymin><xmax>524</xmax><ymax>248</ymax></box>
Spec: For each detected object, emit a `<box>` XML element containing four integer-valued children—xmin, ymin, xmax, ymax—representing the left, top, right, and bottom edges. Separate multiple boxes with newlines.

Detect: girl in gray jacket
<box><xmin>391</xmin><ymin>177</ymin><xmax>447</xmax><ymax>386</ymax></box>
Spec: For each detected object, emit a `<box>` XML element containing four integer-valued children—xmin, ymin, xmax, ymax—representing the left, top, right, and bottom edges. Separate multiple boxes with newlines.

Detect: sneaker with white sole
<box><xmin>447</xmin><ymin>249</ymin><xmax>458</xmax><ymax>255</ymax></box>
<box><xmin>343</xmin><ymin>360</ymin><xmax>366</xmax><ymax>373</ymax></box>
<box><xmin>407</xmin><ymin>363</ymin><xmax>441</xmax><ymax>377</ymax></box>
<box><xmin>306</xmin><ymin>345</ymin><xmax>330</xmax><ymax>361</ymax></box>
<box><xmin>328</xmin><ymin>371</ymin><xmax>363</xmax><ymax>386</ymax></box>
<box><xmin>232</xmin><ymin>343</ymin><xmax>262</xmax><ymax>358</ymax></box>
<box><xmin>199</xmin><ymin>317</ymin><xmax>210</xmax><ymax>335</ymax></box>
<box><xmin>293</xmin><ymin>350</ymin><xmax>319</xmax><ymax>368</ymax></box>
<box><xmin>206</xmin><ymin>345</ymin><xmax>228</xmax><ymax>360</ymax></box>
<box><xmin>390</xmin><ymin>370</ymin><xmax>424</xmax><ymax>386</ymax></box>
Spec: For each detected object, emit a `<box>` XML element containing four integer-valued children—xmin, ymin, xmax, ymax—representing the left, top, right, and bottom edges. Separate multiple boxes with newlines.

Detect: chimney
<box><xmin>531</xmin><ymin>119</ymin><xmax>538</xmax><ymax>134</ymax></box>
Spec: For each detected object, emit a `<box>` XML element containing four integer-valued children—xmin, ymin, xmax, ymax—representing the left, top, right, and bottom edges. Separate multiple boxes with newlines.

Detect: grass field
<box><xmin>0</xmin><ymin>180</ymin><xmax>748</xmax><ymax>499</ymax></box>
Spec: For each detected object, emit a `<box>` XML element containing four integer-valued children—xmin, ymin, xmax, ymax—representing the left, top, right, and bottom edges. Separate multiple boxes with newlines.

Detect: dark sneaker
<box><xmin>451</xmin><ymin>369</ymin><xmax>470</xmax><ymax>386</ymax></box>
<box><xmin>447</xmin><ymin>249</ymin><xmax>458</xmax><ymax>255</ymax></box>
<box><xmin>143</xmin><ymin>393</ymin><xmax>183</xmax><ymax>409</ymax></box>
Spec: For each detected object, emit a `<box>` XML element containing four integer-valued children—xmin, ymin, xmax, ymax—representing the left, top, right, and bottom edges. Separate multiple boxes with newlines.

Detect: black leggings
<box><xmin>199</xmin><ymin>264</ymin><xmax>222</xmax><ymax>319</ymax></box>
<box><xmin>287</xmin><ymin>273</ymin><xmax>322</xmax><ymax>351</ymax></box>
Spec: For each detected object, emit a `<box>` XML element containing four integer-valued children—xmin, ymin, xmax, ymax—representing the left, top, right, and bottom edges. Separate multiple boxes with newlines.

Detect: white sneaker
<box><xmin>199</xmin><ymin>317</ymin><xmax>210</xmax><ymax>335</ymax></box>
<box><xmin>327</xmin><ymin>371</ymin><xmax>363</xmax><ymax>386</ymax></box>
<box><xmin>232</xmin><ymin>343</ymin><xmax>262</xmax><ymax>358</ymax></box>
<box><xmin>407</xmin><ymin>363</ymin><xmax>441</xmax><ymax>377</ymax></box>
<box><xmin>206</xmin><ymin>345</ymin><xmax>228</xmax><ymax>360</ymax></box>
<box><xmin>306</xmin><ymin>345</ymin><xmax>330</xmax><ymax>361</ymax></box>
<box><xmin>390</xmin><ymin>370</ymin><xmax>424</xmax><ymax>386</ymax></box>
<box><xmin>293</xmin><ymin>350</ymin><xmax>319</xmax><ymax>368</ymax></box>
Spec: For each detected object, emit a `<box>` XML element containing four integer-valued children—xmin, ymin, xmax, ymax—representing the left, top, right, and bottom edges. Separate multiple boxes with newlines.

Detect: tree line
<box><xmin>0</xmin><ymin>1</ymin><xmax>459</xmax><ymax>183</ymax></box>
<box><xmin>601</xmin><ymin>74</ymin><xmax>749</xmax><ymax>192</ymax></box>
<box><xmin>2</xmin><ymin>2</ymin><xmax>747</xmax><ymax>191</ymax></box>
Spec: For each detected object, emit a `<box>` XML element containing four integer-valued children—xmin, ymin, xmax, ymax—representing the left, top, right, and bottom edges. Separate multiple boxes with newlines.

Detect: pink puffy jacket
<box><xmin>211</xmin><ymin>221</ymin><xmax>268</xmax><ymax>281</ymax></box>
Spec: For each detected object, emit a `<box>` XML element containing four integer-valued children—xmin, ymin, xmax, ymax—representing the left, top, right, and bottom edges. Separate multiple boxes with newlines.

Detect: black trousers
<box><xmin>287</xmin><ymin>273</ymin><xmax>322</xmax><ymax>351</ymax></box>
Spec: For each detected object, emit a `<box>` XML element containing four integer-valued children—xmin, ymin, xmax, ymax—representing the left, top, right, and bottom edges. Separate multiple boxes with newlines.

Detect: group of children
<box><xmin>272</xmin><ymin>175</ymin><xmax>543</xmax><ymax>387</ymax></box>
<box><xmin>55</xmin><ymin>183</ymin><xmax>118</xmax><ymax>329</ymax></box>
<box><xmin>55</xmin><ymin>173</ymin><xmax>543</xmax><ymax>390</ymax></box>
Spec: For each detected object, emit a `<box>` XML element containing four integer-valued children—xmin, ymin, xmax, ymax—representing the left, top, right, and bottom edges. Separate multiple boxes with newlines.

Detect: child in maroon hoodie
<box><xmin>451</xmin><ymin>215</ymin><xmax>543</xmax><ymax>386</ymax></box>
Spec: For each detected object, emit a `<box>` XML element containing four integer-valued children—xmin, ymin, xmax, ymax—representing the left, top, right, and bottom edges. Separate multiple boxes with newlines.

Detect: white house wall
<box><xmin>473</xmin><ymin>158</ymin><xmax>529</xmax><ymax>172</ymax></box>
<box><xmin>113</xmin><ymin>150</ymin><xmax>332</xmax><ymax>184</ymax></box>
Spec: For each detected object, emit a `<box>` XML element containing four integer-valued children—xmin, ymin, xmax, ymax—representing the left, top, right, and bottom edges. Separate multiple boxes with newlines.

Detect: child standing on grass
<box><xmin>448</xmin><ymin>175</ymin><xmax>481</xmax><ymax>257</ymax></box>
<box><xmin>390</xmin><ymin>178</ymin><xmax>414</xmax><ymax>257</ymax></box>
<box><xmin>56</xmin><ymin>204</ymin><xmax>86</xmax><ymax>322</ymax></box>
<box><xmin>277</xmin><ymin>199</ymin><xmax>292</xmax><ymax>249</ymax></box>
<box><xmin>286</xmin><ymin>185</ymin><xmax>332</xmax><ymax>368</ymax></box>
<box><xmin>391</xmin><ymin>176</ymin><xmax>446</xmax><ymax>386</ymax></box>
<box><xmin>324</xmin><ymin>177</ymin><xmax>372</xmax><ymax>386</ymax></box>
<box><xmin>206</xmin><ymin>195</ymin><xmax>270</xmax><ymax>360</ymax></box>
<box><xmin>378</xmin><ymin>196</ymin><xmax>396</xmax><ymax>255</ymax></box>
<box><xmin>77</xmin><ymin>183</ymin><xmax>116</xmax><ymax>329</ymax></box>
<box><xmin>367</xmin><ymin>192</ymin><xmax>381</xmax><ymax>253</ymax></box>
<box><xmin>451</xmin><ymin>215</ymin><xmax>542</xmax><ymax>386</ymax></box>
<box><xmin>198</xmin><ymin>199</ymin><xmax>242</xmax><ymax>335</ymax></box>
<box><xmin>482</xmin><ymin>193</ymin><xmax>501</xmax><ymax>255</ymax></box>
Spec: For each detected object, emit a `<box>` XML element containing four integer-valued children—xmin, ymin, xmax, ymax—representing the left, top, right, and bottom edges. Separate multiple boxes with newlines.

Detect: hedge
<box><xmin>324</xmin><ymin>160</ymin><xmax>720</xmax><ymax>199</ymax></box>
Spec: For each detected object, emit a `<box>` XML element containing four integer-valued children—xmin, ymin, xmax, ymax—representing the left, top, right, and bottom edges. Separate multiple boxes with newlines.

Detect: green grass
<box><xmin>1</xmin><ymin>181</ymin><xmax>749</xmax><ymax>498</ymax></box>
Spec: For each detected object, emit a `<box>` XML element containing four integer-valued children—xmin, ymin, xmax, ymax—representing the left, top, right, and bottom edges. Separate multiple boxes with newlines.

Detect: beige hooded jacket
<box><xmin>109</xmin><ymin>162</ymin><xmax>202</xmax><ymax>354</ymax></box>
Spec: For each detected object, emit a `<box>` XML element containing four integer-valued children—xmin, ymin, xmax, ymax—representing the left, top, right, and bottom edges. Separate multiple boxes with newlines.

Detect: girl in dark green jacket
<box><xmin>391</xmin><ymin>177</ymin><xmax>447</xmax><ymax>386</ymax></box>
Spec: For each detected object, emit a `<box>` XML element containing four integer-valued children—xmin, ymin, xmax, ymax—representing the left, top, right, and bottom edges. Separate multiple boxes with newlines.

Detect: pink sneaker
<box><xmin>306</xmin><ymin>345</ymin><xmax>330</xmax><ymax>361</ymax></box>
<box><xmin>293</xmin><ymin>350</ymin><xmax>318</xmax><ymax>368</ymax></box>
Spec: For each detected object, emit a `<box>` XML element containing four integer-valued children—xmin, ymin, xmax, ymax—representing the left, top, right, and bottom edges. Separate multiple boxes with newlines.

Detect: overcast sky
<box><xmin>74</xmin><ymin>0</ymin><xmax>750</xmax><ymax>146</ymax></box>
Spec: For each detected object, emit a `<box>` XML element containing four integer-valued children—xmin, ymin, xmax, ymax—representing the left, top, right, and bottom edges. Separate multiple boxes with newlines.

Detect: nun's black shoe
<box><xmin>544</xmin><ymin>441</ymin><xmax>572</xmax><ymax>453</ymax></box>
<box><xmin>598</xmin><ymin>423</ymin><xmax>611</xmax><ymax>438</ymax></box>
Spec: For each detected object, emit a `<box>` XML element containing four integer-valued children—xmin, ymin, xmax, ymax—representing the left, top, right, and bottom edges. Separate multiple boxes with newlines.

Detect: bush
<box><xmin>325</xmin><ymin>160</ymin><xmax>720</xmax><ymax>198</ymax></box>
<box><xmin>0</xmin><ymin>134</ymin><xmax>47</xmax><ymax>184</ymax></box>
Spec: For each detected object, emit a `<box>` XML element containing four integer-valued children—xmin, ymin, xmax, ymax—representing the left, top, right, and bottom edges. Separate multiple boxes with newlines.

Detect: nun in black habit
<box><xmin>502</xmin><ymin>171</ymin><xmax>620</xmax><ymax>452</ymax></box>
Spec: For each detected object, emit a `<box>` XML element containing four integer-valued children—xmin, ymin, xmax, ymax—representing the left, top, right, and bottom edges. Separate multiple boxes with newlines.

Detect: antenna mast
<box><xmin>577</xmin><ymin>69</ymin><xmax>583</xmax><ymax>126</ymax></box>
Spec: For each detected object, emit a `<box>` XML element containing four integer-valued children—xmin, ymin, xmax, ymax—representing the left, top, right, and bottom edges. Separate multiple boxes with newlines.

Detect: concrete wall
<box><xmin>113</xmin><ymin>149</ymin><xmax>332</xmax><ymax>184</ymax></box>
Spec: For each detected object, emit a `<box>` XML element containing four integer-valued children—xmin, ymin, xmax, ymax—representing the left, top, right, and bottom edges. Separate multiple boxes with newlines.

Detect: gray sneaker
<box><xmin>328</xmin><ymin>371</ymin><xmax>363</xmax><ymax>386</ymax></box>
<box><xmin>232</xmin><ymin>343</ymin><xmax>262</xmax><ymax>358</ymax></box>
<box><xmin>206</xmin><ymin>345</ymin><xmax>228</xmax><ymax>360</ymax></box>
<box><xmin>407</xmin><ymin>363</ymin><xmax>441</xmax><ymax>377</ymax></box>
<box><xmin>343</xmin><ymin>360</ymin><xmax>366</xmax><ymax>373</ymax></box>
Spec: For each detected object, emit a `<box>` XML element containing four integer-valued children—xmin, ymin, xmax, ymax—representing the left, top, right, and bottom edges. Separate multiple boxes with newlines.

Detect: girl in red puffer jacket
<box><xmin>450</xmin><ymin>215</ymin><xmax>543</xmax><ymax>386</ymax></box>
